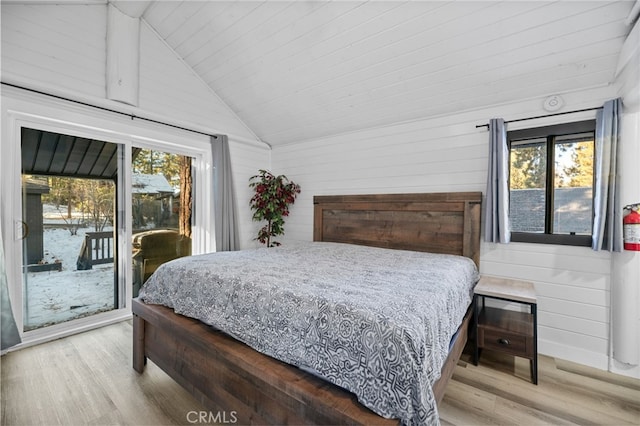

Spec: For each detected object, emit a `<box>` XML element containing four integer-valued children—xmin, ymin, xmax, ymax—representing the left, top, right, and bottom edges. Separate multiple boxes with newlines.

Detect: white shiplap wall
<box><xmin>272</xmin><ymin>85</ymin><xmax>617</xmax><ymax>372</ymax></box>
<box><xmin>228</xmin><ymin>140</ymin><xmax>271</xmax><ymax>248</ymax></box>
<box><xmin>1</xmin><ymin>4</ymin><xmax>107</xmax><ymax>97</ymax></box>
<box><xmin>611</xmin><ymin>15</ymin><xmax>640</xmax><ymax>377</ymax></box>
<box><xmin>0</xmin><ymin>3</ymin><xmax>270</xmax><ymax>248</ymax></box>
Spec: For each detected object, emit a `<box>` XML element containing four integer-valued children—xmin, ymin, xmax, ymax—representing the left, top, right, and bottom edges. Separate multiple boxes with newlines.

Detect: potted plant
<box><xmin>249</xmin><ymin>169</ymin><xmax>301</xmax><ymax>247</ymax></box>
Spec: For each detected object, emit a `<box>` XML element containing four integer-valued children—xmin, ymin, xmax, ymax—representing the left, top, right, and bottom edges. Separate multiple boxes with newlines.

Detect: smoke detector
<box><xmin>543</xmin><ymin>95</ymin><xmax>564</xmax><ymax>112</ymax></box>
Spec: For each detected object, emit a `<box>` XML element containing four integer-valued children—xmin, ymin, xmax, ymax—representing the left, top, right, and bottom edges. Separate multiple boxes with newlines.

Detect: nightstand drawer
<box><xmin>478</xmin><ymin>327</ymin><xmax>533</xmax><ymax>358</ymax></box>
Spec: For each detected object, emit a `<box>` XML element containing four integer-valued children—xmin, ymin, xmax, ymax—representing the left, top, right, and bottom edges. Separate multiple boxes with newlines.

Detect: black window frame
<box><xmin>508</xmin><ymin>120</ymin><xmax>596</xmax><ymax>247</ymax></box>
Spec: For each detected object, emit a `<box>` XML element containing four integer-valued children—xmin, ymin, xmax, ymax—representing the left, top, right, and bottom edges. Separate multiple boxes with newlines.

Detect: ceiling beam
<box><xmin>106</xmin><ymin>3</ymin><xmax>140</xmax><ymax>106</ymax></box>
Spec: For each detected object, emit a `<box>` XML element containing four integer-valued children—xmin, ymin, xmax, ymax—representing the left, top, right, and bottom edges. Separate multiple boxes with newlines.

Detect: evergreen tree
<box><xmin>510</xmin><ymin>143</ymin><xmax>546</xmax><ymax>189</ymax></box>
<box><xmin>562</xmin><ymin>141</ymin><xmax>593</xmax><ymax>188</ymax></box>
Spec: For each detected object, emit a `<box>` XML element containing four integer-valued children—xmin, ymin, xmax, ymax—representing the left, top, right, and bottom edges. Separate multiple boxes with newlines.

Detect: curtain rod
<box><xmin>475</xmin><ymin>106</ymin><xmax>603</xmax><ymax>129</ymax></box>
<box><xmin>1</xmin><ymin>81</ymin><xmax>218</xmax><ymax>139</ymax></box>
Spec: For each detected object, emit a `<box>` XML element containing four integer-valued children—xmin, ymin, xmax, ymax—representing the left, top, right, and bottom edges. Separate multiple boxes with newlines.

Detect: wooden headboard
<box><xmin>313</xmin><ymin>192</ymin><xmax>482</xmax><ymax>267</ymax></box>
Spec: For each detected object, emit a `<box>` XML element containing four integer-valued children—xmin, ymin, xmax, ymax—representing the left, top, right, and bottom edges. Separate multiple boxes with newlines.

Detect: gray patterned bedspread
<box><xmin>139</xmin><ymin>241</ymin><xmax>478</xmax><ymax>425</ymax></box>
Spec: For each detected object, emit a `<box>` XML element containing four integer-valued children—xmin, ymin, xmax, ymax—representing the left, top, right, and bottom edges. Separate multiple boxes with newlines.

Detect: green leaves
<box><xmin>249</xmin><ymin>170</ymin><xmax>300</xmax><ymax>247</ymax></box>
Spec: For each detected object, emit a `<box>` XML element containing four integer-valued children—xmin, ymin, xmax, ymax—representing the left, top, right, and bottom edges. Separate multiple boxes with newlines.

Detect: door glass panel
<box><xmin>131</xmin><ymin>149</ymin><xmax>192</xmax><ymax>297</ymax></box>
<box><xmin>21</xmin><ymin>128</ymin><xmax>121</xmax><ymax>332</ymax></box>
<box><xmin>21</xmin><ymin>175</ymin><xmax>116</xmax><ymax>331</ymax></box>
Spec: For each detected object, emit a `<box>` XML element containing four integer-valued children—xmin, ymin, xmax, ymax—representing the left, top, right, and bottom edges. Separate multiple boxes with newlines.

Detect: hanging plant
<box><xmin>249</xmin><ymin>169</ymin><xmax>301</xmax><ymax>247</ymax></box>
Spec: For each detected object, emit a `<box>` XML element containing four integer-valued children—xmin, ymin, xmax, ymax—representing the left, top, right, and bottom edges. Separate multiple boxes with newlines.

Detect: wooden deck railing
<box><xmin>76</xmin><ymin>231</ymin><xmax>114</xmax><ymax>270</ymax></box>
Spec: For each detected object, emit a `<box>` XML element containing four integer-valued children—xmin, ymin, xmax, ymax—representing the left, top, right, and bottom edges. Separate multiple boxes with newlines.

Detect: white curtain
<box><xmin>484</xmin><ymin>118</ymin><xmax>511</xmax><ymax>244</ymax></box>
<box><xmin>592</xmin><ymin>98</ymin><xmax>622</xmax><ymax>252</ymax></box>
<box><xmin>1</xmin><ymin>223</ymin><xmax>21</xmax><ymax>351</ymax></box>
<box><xmin>212</xmin><ymin>135</ymin><xmax>239</xmax><ymax>251</ymax></box>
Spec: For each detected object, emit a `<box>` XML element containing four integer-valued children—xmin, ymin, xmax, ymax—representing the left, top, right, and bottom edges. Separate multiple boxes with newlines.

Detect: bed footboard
<box><xmin>132</xmin><ymin>299</ymin><xmax>471</xmax><ymax>425</ymax></box>
<box><xmin>132</xmin><ymin>298</ymin><xmax>398</xmax><ymax>425</ymax></box>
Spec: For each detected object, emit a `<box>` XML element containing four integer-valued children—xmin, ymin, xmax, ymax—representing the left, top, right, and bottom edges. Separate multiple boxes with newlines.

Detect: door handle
<box><xmin>16</xmin><ymin>220</ymin><xmax>28</xmax><ymax>240</ymax></box>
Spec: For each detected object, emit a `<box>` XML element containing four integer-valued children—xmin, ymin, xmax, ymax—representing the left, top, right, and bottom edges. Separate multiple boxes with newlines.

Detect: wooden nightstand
<box><xmin>473</xmin><ymin>275</ymin><xmax>538</xmax><ymax>384</ymax></box>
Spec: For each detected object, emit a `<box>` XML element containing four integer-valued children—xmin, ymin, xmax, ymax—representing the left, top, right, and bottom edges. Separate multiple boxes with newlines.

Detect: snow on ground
<box><xmin>24</xmin><ymin>205</ymin><xmax>115</xmax><ymax>330</ymax></box>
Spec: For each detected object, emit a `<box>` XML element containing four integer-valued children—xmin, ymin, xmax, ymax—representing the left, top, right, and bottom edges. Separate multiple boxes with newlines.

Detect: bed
<box><xmin>132</xmin><ymin>192</ymin><xmax>482</xmax><ymax>425</ymax></box>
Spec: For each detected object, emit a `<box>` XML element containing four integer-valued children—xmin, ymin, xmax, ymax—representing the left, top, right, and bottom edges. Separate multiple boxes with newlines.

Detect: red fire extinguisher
<box><xmin>623</xmin><ymin>203</ymin><xmax>640</xmax><ymax>251</ymax></box>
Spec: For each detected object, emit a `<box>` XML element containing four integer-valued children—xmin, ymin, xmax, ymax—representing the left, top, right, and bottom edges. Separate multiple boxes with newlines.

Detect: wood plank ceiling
<box><xmin>137</xmin><ymin>1</ymin><xmax>635</xmax><ymax>146</ymax></box>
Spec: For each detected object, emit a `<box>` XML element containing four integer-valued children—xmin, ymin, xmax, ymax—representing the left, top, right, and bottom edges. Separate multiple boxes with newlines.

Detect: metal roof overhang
<box><xmin>21</xmin><ymin>128</ymin><xmax>140</xmax><ymax>180</ymax></box>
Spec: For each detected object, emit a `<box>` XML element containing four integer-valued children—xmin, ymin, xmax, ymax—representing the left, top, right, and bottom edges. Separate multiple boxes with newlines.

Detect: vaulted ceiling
<box><xmin>123</xmin><ymin>1</ymin><xmax>636</xmax><ymax>146</ymax></box>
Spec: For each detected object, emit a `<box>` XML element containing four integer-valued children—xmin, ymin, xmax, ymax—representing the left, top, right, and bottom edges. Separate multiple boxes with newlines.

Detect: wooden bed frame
<box><xmin>133</xmin><ymin>192</ymin><xmax>482</xmax><ymax>424</ymax></box>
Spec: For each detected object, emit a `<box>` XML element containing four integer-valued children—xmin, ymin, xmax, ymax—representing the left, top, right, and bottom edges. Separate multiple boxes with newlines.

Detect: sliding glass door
<box><xmin>2</xmin><ymin>94</ymin><xmax>212</xmax><ymax>347</ymax></box>
<box><xmin>20</xmin><ymin>128</ymin><xmax>122</xmax><ymax>331</ymax></box>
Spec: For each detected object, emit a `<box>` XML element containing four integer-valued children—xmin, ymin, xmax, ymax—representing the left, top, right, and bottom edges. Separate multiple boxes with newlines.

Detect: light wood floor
<box><xmin>441</xmin><ymin>352</ymin><xmax>640</xmax><ymax>425</ymax></box>
<box><xmin>1</xmin><ymin>320</ymin><xmax>639</xmax><ymax>425</ymax></box>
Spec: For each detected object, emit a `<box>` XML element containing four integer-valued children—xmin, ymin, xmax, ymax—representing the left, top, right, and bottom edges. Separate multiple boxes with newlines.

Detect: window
<box><xmin>508</xmin><ymin>120</ymin><xmax>595</xmax><ymax>246</ymax></box>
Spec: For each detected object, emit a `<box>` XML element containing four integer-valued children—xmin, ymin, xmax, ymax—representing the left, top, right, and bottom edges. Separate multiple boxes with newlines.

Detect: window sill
<box><xmin>510</xmin><ymin>232</ymin><xmax>591</xmax><ymax>247</ymax></box>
